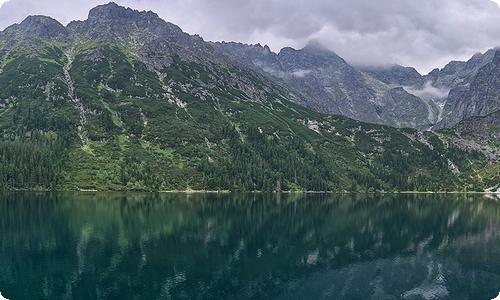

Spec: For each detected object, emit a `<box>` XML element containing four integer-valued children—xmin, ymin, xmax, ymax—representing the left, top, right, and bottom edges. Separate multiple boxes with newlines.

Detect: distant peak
<box><xmin>20</xmin><ymin>15</ymin><xmax>65</xmax><ymax>29</ymax></box>
<box><xmin>303</xmin><ymin>39</ymin><xmax>332</xmax><ymax>52</ymax></box>
<box><xmin>2</xmin><ymin>14</ymin><xmax>67</xmax><ymax>41</ymax></box>
<box><xmin>88</xmin><ymin>2</ymin><xmax>159</xmax><ymax>21</ymax></box>
<box><xmin>304</xmin><ymin>39</ymin><xmax>324</xmax><ymax>48</ymax></box>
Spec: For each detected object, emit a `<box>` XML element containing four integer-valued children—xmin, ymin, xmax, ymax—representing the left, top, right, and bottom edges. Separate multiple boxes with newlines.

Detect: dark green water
<box><xmin>1</xmin><ymin>193</ymin><xmax>500</xmax><ymax>299</ymax></box>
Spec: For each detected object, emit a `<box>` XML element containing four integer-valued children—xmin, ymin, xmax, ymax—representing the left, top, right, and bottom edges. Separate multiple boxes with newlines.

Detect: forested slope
<box><xmin>0</xmin><ymin>3</ymin><xmax>495</xmax><ymax>192</ymax></box>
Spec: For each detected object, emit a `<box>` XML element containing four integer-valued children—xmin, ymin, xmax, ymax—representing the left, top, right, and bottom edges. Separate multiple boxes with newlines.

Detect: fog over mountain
<box><xmin>1</xmin><ymin>0</ymin><xmax>500</xmax><ymax>74</ymax></box>
<box><xmin>404</xmin><ymin>82</ymin><xmax>450</xmax><ymax>100</ymax></box>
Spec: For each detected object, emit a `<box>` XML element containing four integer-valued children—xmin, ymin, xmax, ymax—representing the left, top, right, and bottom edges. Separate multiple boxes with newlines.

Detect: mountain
<box><xmin>0</xmin><ymin>2</ymin><xmax>496</xmax><ymax>192</ymax></box>
<box><xmin>215</xmin><ymin>41</ymin><xmax>437</xmax><ymax>129</ymax></box>
<box><xmin>216</xmin><ymin>40</ymin><xmax>500</xmax><ymax>131</ymax></box>
<box><xmin>357</xmin><ymin>64</ymin><xmax>423</xmax><ymax>86</ymax></box>
<box><xmin>427</xmin><ymin>49</ymin><xmax>500</xmax><ymax>128</ymax></box>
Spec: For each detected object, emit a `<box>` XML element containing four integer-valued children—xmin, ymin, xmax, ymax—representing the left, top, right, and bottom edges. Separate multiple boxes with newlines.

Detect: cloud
<box><xmin>0</xmin><ymin>292</ymin><xmax>8</xmax><ymax>300</ymax></box>
<box><xmin>292</xmin><ymin>69</ymin><xmax>312</xmax><ymax>78</ymax></box>
<box><xmin>259</xmin><ymin>67</ymin><xmax>311</xmax><ymax>79</ymax></box>
<box><xmin>404</xmin><ymin>81</ymin><xmax>450</xmax><ymax>99</ymax></box>
<box><xmin>492</xmin><ymin>292</ymin><xmax>500</xmax><ymax>300</ymax></box>
<box><xmin>1</xmin><ymin>0</ymin><xmax>500</xmax><ymax>74</ymax></box>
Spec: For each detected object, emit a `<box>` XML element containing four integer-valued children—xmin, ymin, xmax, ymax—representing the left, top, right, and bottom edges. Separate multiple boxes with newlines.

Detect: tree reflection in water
<box><xmin>0</xmin><ymin>192</ymin><xmax>499</xmax><ymax>299</ymax></box>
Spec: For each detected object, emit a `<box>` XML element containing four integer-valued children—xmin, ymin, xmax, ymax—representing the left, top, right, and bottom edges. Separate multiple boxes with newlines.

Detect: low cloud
<box><xmin>404</xmin><ymin>81</ymin><xmax>449</xmax><ymax>99</ymax></box>
<box><xmin>262</xmin><ymin>67</ymin><xmax>312</xmax><ymax>78</ymax></box>
<box><xmin>292</xmin><ymin>69</ymin><xmax>312</xmax><ymax>78</ymax></box>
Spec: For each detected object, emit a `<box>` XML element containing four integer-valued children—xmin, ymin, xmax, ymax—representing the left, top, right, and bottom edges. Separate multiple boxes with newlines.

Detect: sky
<box><xmin>1</xmin><ymin>0</ymin><xmax>500</xmax><ymax>74</ymax></box>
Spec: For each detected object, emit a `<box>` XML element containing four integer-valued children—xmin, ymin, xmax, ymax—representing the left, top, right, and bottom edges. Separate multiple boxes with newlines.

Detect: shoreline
<box><xmin>2</xmin><ymin>189</ymin><xmax>497</xmax><ymax>195</ymax></box>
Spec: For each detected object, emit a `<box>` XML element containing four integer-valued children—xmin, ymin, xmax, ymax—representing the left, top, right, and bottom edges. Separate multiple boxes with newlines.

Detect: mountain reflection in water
<box><xmin>0</xmin><ymin>192</ymin><xmax>499</xmax><ymax>299</ymax></box>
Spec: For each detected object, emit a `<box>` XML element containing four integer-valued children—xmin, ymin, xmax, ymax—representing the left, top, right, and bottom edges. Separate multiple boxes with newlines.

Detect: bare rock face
<box><xmin>454</xmin><ymin>111</ymin><xmax>500</xmax><ymax>143</ymax></box>
<box><xmin>359</xmin><ymin>65</ymin><xmax>423</xmax><ymax>87</ymax></box>
<box><xmin>426</xmin><ymin>49</ymin><xmax>500</xmax><ymax>128</ymax></box>
<box><xmin>441</xmin><ymin>50</ymin><xmax>500</xmax><ymax>127</ymax></box>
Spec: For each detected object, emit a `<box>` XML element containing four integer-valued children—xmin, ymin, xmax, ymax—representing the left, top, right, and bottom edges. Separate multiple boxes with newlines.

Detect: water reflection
<box><xmin>0</xmin><ymin>193</ymin><xmax>500</xmax><ymax>299</ymax></box>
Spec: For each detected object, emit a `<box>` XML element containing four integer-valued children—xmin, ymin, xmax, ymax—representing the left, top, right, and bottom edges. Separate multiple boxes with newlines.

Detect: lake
<box><xmin>0</xmin><ymin>192</ymin><xmax>500</xmax><ymax>299</ymax></box>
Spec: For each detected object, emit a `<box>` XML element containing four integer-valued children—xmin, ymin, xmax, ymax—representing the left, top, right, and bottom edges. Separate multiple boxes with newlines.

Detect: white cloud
<box><xmin>0</xmin><ymin>292</ymin><xmax>8</xmax><ymax>300</ymax></box>
<box><xmin>292</xmin><ymin>69</ymin><xmax>312</xmax><ymax>78</ymax></box>
<box><xmin>404</xmin><ymin>81</ymin><xmax>450</xmax><ymax>99</ymax></box>
<box><xmin>492</xmin><ymin>292</ymin><xmax>500</xmax><ymax>300</ymax></box>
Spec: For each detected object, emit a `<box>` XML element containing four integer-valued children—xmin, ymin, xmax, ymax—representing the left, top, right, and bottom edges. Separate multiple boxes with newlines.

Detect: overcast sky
<box><xmin>1</xmin><ymin>0</ymin><xmax>500</xmax><ymax>74</ymax></box>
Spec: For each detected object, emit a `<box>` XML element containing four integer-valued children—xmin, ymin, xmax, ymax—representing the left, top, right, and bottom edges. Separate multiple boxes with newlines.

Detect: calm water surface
<box><xmin>1</xmin><ymin>192</ymin><xmax>500</xmax><ymax>299</ymax></box>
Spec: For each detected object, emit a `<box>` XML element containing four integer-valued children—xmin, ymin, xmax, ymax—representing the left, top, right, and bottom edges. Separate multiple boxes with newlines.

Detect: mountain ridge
<box><xmin>0</xmin><ymin>2</ymin><xmax>497</xmax><ymax>192</ymax></box>
<box><xmin>3</xmin><ymin>2</ymin><xmax>500</xmax><ymax>130</ymax></box>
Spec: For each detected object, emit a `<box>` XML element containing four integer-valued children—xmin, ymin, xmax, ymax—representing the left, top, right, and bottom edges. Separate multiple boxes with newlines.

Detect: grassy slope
<box><xmin>0</xmin><ymin>42</ymin><xmax>493</xmax><ymax>191</ymax></box>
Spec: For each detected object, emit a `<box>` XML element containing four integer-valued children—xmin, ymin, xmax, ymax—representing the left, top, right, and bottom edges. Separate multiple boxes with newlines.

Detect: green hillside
<box><xmin>0</xmin><ymin>38</ymin><xmax>492</xmax><ymax>192</ymax></box>
<box><xmin>0</xmin><ymin>3</ymin><xmax>498</xmax><ymax>192</ymax></box>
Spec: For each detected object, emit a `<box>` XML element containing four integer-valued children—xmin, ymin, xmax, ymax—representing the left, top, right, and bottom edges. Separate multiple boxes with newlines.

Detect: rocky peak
<box><xmin>87</xmin><ymin>2</ymin><xmax>159</xmax><ymax>22</ymax></box>
<box><xmin>358</xmin><ymin>64</ymin><xmax>423</xmax><ymax>86</ymax></box>
<box><xmin>1</xmin><ymin>15</ymin><xmax>68</xmax><ymax>42</ymax></box>
<box><xmin>67</xmin><ymin>3</ymin><xmax>216</xmax><ymax>69</ymax></box>
<box><xmin>427</xmin><ymin>48</ymin><xmax>500</xmax><ymax>129</ymax></box>
<box><xmin>435</xmin><ymin>49</ymin><xmax>500</xmax><ymax>128</ymax></box>
<box><xmin>427</xmin><ymin>48</ymin><xmax>499</xmax><ymax>87</ymax></box>
<box><xmin>302</xmin><ymin>39</ymin><xmax>332</xmax><ymax>53</ymax></box>
<box><xmin>213</xmin><ymin>42</ymin><xmax>278</xmax><ymax>67</ymax></box>
<box><xmin>217</xmin><ymin>42</ymin><xmax>272</xmax><ymax>54</ymax></box>
<box><xmin>278</xmin><ymin>43</ymin><xmax>348</xmax><ymax>70</ymax></box>
<box><xmin>466</xmin><ymin>48</ymin><xmax>498</xmax><ymax>69</ymax></box>
<box><xmin>67</xmin><ymin>2</ymin><xmax>185</xmax><ymax>43</ymax></box>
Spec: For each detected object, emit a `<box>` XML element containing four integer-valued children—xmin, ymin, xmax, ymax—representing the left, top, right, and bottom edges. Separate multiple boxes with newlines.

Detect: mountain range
<box><xmin>0</xmin><ymin>2</ymin><xmax>498</xmax><ymax>192</ymax></box>
<box><xmin>216</xmin><ymin>41</ymin><xmax>500</xmax><ymax>130</ymax></box>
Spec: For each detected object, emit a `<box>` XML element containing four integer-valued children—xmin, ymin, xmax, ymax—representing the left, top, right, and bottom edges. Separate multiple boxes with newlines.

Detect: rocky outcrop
<box><xmin>453</xmin><ymin>110</ymin><xmax>500</xmax><ymax>144</ymax></box>
<box><xmin>447</xmin><ymin>111</ymin><xmax>500</xmax><ymax>163</ymax></box>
